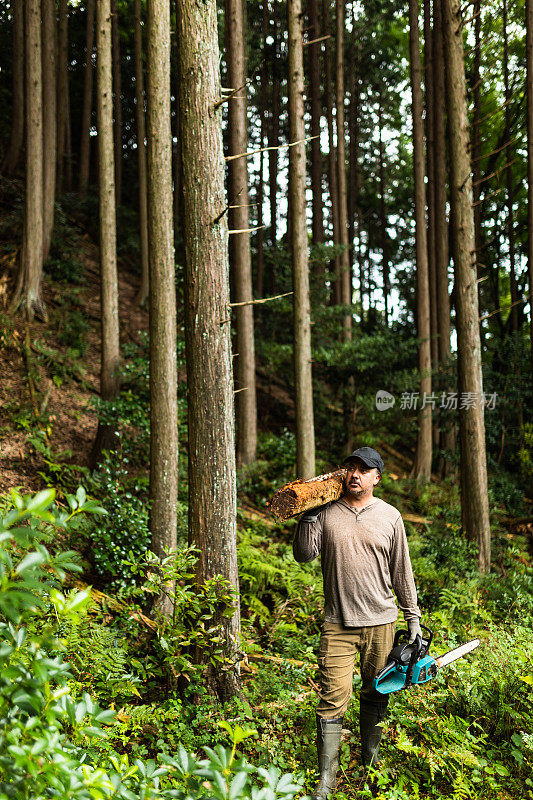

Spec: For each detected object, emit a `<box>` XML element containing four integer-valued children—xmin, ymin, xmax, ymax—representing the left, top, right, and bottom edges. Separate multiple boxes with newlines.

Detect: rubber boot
<box><xmin>311</xmin><ymin>715</ymin><xmax>343</xmax><ymax>800</ymax></box>
<box><xmin>359</xmin><ymin>700</ymin><xmax>388</xmax><ymax>769</ymax></box>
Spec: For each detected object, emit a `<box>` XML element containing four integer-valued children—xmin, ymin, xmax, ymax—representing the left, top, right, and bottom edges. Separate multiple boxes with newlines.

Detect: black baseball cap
<box><xmin>342</xmin><ymin>446</ymin><xmax>385</xmax><ymax>475</ymax></box>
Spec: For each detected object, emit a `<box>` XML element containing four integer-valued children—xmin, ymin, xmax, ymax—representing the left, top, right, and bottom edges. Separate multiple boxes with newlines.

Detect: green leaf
<box><xmin>15</xmin><ymin>551</ymin><xmax>47</xmax><ymax>575</ymax></box>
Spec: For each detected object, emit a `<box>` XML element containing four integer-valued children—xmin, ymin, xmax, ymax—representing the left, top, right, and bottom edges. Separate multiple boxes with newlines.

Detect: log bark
<box><xmin>177</xmin><ymin>0</ymin><xmax>240</xmax><ymax>701</ymax></box>
<box><xmin>147</xmin><ymin>0</ymin><xmax>178</xmax><ymax>594</ymax></box>
<box><xmin>79</xmin><ymin>0</ymin><xmax>95</xmax><ymax>195</ymax></box>
<box><xmin>91</xmin><ymin>0</ymin><xmax>120</xmax><ymax>465</ymax></box>
<box><xmin>133</xmin><ymin>0</ymin><xmax>149</xmax><ymax>307</ymax></box>
<box><xmin>288</xmin><ymin>0</ymin><xmax>316</xmax><ymax>480</ymax></box>
<box><xmin>443</xmin><ymin>0</ymin><xmax>490</xmax><ymax>572</ymax></box>
<box><xmin>225</xmin><ymin>0</ymin><xmax>258</xmax><ymax>467</ymax></box>
<box><xmin>269</xmin><ymin>469</ymin><xmax>345</xmax><ymax>519</ymax></box>
<box><xmin>3</xmin><ymin>0</ymin><xmax>24</xmax><ymax>175</ymax></box>
<box><xmin>41</xmin><ymin>0</ymin><xmax>57</xmax><ymax>264</ymax></box>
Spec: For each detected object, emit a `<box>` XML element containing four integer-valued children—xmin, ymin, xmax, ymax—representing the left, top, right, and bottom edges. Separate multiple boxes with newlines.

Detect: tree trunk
<box><xmin>336</xmin><ymin>0</ymin><xmax>351</xmax><ymax>337</ymax></box>
<box><xmin>503</xmin><ymin>0</ymin><xmax>518</xmax><ymax>333</ymax></box>
<box><xmin>91</xmin><ymin>0</ymin><xmax>120</xmax><ymax>466</ymax></box>
<box><xmin>146</xmin><ymin>0</ymin><xmax>178</xmax><ymax>607</ymax></box>
<box><xmin>472</xmin><ymin>0</ymin><xmax>483</xmax><ymax>343</ymax></box>
<box><xmin>41</xmin><ymin>0</ymin><xmax>57</xmax><ymax>264</ymax></box>
<box><xmin>111</xmin><ymin>0</ymin><xmax>122</xmax><ymax>207</ymax></box>
<box><xmin>409</xmin><ymin>0</ymin><xmax>432</xmax><ymax>482</ymax></box>
<box><xmin>134</xmin><ymin>0</ymin><xmax>149</xmax><ymax>307</ymax></box>
<box><xmin>288</xmin><ymin>0</ymin><xmax>316</xmax><ymax>480</ymax></box>
<box><xmin>322</xmin><ymin>0</ymin><xmax>340</xmax><ymax>305</ymax></box>
<box><xmin>268</xmin><ymin>5</ymin><xmax>280</xmax><ymax>252</ymax></box>
<box><xmin>3</xmin><ymin>0</ymin><xmax>24</xmax><ymax>175</ymax></box>
<box><xmin>308</xmin><ymin>0</ymin><xmax>324</xmax><ymax>245</ymax></box>
<box><xmin>424</xmin><ymin>0</ymin><xmax>438</xmax><ymax>386</ymax></box>
<box><xmin>433</xmin><ymin>0</ymin><xmax>455</xmax><ymax>473</ymax></box>
<box><xmin>225</xmin><ymin>0</ymin><xmax>258</xmax><ymax>467</ymax></box>
<box><xmin>378</xmin><ymin>98</ymin><xmax>388</xmax><ymax>325</ymax></box>
<box><xmin>171</xmin><ymin>0</ymin><xmax>181</xmax><ymax>245</ymax></box>
<box><xmin>443</xmin><ymin>0</ymin><xmax>490</xmax><ymax>572</ymax></box>
<box><xmin>526</xmin><ymin>0</ymin><xmax>533</xmax><ymax>379</ymax></box>
<box><xmin>255</xmin><ymin>0</ymin><xmax>268</xmax><ymax>298</ymax></box>
<box><xmin>347</xmin><ymin>12</ymin><xmax>360</xmax><ymax>301</ymax></box>
<box><xmin>177</xmin><ymin>0</ymin><xmax>240</xmax><ymax>701</ymax></box>
<box><xmin>79</xmin><ymin>0</ymin><xmax>95</xmax><ymax>195</ymax></box>
<box><xmin>13</xmin><ymin>0</ymin><xmax>45</xmax><ymax>321</ymax></box>
<box><xmin>56</xmin><ymin>0</ymin><xmax>70</xmax><ymax>192</ymax></box>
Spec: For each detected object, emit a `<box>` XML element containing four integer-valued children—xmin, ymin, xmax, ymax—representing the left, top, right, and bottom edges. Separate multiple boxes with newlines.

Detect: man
<box><xmin>293</xmin><ymin>446</ymin><xmax>422</xmax><ymax>799</ymax></box>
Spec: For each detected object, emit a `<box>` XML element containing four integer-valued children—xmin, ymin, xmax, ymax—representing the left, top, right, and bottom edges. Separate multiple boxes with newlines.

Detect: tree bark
<box><xmin>347</xmin><ymin>15</ymin><xmax>360</xmax><ymax>300</ymax></box>
<box><xmin>503</xmin><ymin>0</ymin><xmax>518</xmax><ymax>333</ymax></box>
<box><xmin>177</xmin><ymin>0</ymin><xmax>240</xmax><ymax>701</ymax></box>
<box><xmin>336</xmin><ymin>0</ymin><xmax>351</xmax><ymax>337</ymax></box>
<box><xmin>288</xmin><ymin>0</ymin><xmax>316</xmax><ymax>480</ymax></box>
<box><xmin>433</xmin><ymin>0</ymin><xmax>455</xmax><ymax>472</ymax></box>
<box><xmin>91</xmin><ymin>0</ymin><xmax>120</xmax><ymax>466</ymax></box>
<box><xmin>378</xmin><ymin>97</ymin><xmax>389</xmax><ymax>324</ymax></box>
<box><xmin>472</xmin><ymin>0</ymin><xmax>483</xmax><ymax>342</ymax></box>
<box><xmin>255</xmin><ymin>0</ymin><xmax>269</xmax><ymax>298</ymax></box>
<box><xmin>56</xmin><ymin>0</ymin><xmax>70</xmax><ymax>192</ymax></box>
<box><xmin>171</xmin><ymin>0</ymin><xmax>181</xmax><ymax>245</ymax></box>
<box><xmin>111</xmin><ymin>0</ymin><xmax>122</xmax><ymax>207</ymax></box>
<box><xmin>13</xmin><ymin>0</ymin><xmax>45</xmax><ymax>321</ymax></box>
<box><xmin>268</xmin><ymin>5</ymin><xmax>280</xmax><ymax>252</ymax></box>
<box><xmin>134</xmin><ymin>0</ymin><xmax>149</xmax><ymax>307</ymax></box>
<box><xmin>322</xmin><ymin>0</ymin><xmax>340</xmax><ymax>304</ymax></box>
<box><xmin>409</xmin><ymin>0</ymin><xmax>432</xmax><ymax>482</ymax></box>
<box><xmin>225</xmin><ymin>0</ymin><xmax>258</xmax><ymax>467</ymax></box>
<box><xmin>41</xmin><ymin>0</ymin><xmax>57</xmax><ymax>264</ymax></box>
<box><xmin>424</xmin><ymin>0</ymin><xmax>438</xmax><ymax>381</ymax></box>
<box><xmin>3</xmin><ymin>0</ymin><xmax>24</xmax><ymax>175</ymax></box>
<box><xmin>443</xmin><ymin>0</ymin><xmax>490</xmax><ymax>572</ymax></box>
<box><xmin>146</xmin><ymin>0</ymin><xmax>178</xmax><ymax>603</ymax></box>
<box><xmin>527</xmin><ymin>0</ymin><xmax>533</xmax><ymax>379</ymax></box>
<box><xmin>308</xmin><ymin>0</ymin><xmax>324</xmax><ymax>245</ymax></box>
<box><xmin>79</xmin><ymin>0</ymin><xmax>95</xmax><ymax>195</ymax></box>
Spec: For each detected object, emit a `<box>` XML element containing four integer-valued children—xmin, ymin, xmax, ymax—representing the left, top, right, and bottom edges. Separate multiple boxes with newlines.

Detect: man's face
<box><xmin>343</xmin><ymin>458</ymin><xmax>381</xmax><ymax>500</ymax></box>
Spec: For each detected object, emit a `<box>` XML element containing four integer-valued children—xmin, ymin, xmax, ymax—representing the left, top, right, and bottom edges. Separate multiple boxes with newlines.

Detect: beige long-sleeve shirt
<box><xmin>293</xmin><ymin>496</ymin><xmax>421</xmax><ymax>627</ymax></box>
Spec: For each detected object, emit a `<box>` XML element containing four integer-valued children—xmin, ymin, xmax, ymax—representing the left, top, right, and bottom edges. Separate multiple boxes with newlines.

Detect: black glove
<box><xmin>407</xmin><ymin>618</ymin><xmax>423</xmax><ymax>644</ymax></box>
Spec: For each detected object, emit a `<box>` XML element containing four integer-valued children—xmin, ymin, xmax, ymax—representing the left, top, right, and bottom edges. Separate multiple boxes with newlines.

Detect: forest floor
<box><xmin>1</xmin><ymin>202</ymin><xmax>532</xmax><ymax>799</ymax></box>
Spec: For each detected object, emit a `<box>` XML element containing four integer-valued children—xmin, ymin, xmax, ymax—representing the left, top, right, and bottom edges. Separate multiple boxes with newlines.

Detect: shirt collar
<box><xmin>339</xmin><ymin>497</ymin><xmax>380</xmax><ymax>515</ymax></box>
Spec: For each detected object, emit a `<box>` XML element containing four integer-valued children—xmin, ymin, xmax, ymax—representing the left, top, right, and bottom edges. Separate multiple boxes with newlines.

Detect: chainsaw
<box><xmin>373</xmin><ymin>624</ymin><xmax>480</xmax><ymax>695</ymax></box>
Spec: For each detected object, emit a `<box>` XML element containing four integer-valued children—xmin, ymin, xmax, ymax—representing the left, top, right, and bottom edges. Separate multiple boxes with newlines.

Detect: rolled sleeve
<box><xmin>389</xmin><ymin>515</ymin><xmax>421</xmax><ymax>621</ymax></box>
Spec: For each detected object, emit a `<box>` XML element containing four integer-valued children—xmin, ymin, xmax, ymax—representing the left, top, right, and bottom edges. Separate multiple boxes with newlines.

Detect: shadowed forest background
<box><xmin>0</xmin><ymin>0</ymin><xmax>532</xmax><ymax>797</ymax></box>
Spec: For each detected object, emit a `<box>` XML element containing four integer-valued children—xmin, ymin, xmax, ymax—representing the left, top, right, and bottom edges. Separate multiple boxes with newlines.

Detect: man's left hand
<box><xmin>407</xmin><ymin>618</ymin><xmax>422</xmax><ymax>644</ymax></box>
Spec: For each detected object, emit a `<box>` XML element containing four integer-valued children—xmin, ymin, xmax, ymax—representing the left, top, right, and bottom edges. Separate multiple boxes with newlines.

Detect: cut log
<box><xmin>268</xmin><ymin>469</ymin><xmax>346</xmax><ymax>519</ymax></box>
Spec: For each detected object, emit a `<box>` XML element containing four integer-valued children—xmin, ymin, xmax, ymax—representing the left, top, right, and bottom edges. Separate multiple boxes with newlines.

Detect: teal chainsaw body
<box><xmin>373</xmin><ymin>625</ymin><xmax>480</xmax><ymax>695</ymax></box>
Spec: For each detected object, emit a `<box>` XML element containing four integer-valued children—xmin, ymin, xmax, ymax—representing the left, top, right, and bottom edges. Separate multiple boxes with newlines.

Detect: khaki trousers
<box><xmin>316</xmin><ymin>621</ymin><xmax>396</xmax><ymax>719</ymax></box>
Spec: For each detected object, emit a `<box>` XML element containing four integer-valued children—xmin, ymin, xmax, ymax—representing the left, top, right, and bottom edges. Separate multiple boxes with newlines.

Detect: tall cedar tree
<box><xmin>288</xmin><ymin>0</ymin><xmax>316</xmax><ymax>479</ymax></box>
<box><xmin>255</xmin><ymin>0</ymin><xmax>269</xmax><ymax>297</ymax></box>
<box><xmin>3</xmin><ymin>0</ymin><xmax>24</xmax><ymax>175</ymax></box>
<box><xmin>503</xmin><ymin>0</ymin><xmax>519</xmax><ymax>333</ymax></box>
<box><xmin>57</xmin><ymin>0</ymin><xmax>71</xmax><ymax>191</ymax></box>
<box><xmin>91</xmin><ymin>0</ymin><xmax>120</xmax><ymax>466</ymax></box>
<box><xmin>42</xmin><ymin>0</ymin><xmax>57</xmax><ymax>264</ymax></box>
<box><xmin>308</xmin><ymin>0</ymin><xmax>324</xmax><ymax>245</ymax></box>
<box><xmin>134</xmin><ymin>0</ymin><xmax>149</xmax><ymax>307</ymax></box>
<box><xmin>13</xmin><ymin>0</ymin><xmax>45</xmax><ymax>321</ymax></box>
<box><xmin>79</xmin><ymin>0</ymin><xmax>95</xmax><ymax>194</ymax></box>
<box><xmin>409</xmin><ymin>0</ymin><xmax>432</xmax><ymax>481</ymax></box>
<box><xmin>111</xmin><ymin>0</ymin><xmax>122</xmax><ymax>206</ymax></box>
<box><xmin>146</xmin><ymin>0</ymin><xmax>178</xmax><ymax>606</ymax></box>
<box><xmin>423</xmin><ymin>0</ymin><xmax>438</xmax><ymax>382</ymax></box>
<box><xmin>527</xmin><ymin>0</ymin><xmax>533</xmax><ymax>378</ymax></box>
<box><xmin>177</xmin><ymin>0</ymin><xmax>240</xmax><ymax>700</ymax></box>
<box><xmin>443</xmin><ymin>0</ymin><xmax>490</xmax><ymax>571</ymax></box>
<box><xmin>433</xmin><ymin>0</ymin><xmax>455</xmax><ymax>473</ymax></box>
<box><xmin>225</xmin><ymin>0</ymin><xmax>258</xmax><ymax>467</ymax></box>
<box><xmin>336</xmin><ymin>0</ymin><xmax>352</xmax><ymax>337</ymax></box>
<box><xmin>323</xmin><ymin>0</ymin><xmax>340</xmax><ymax>304</ymax></box>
